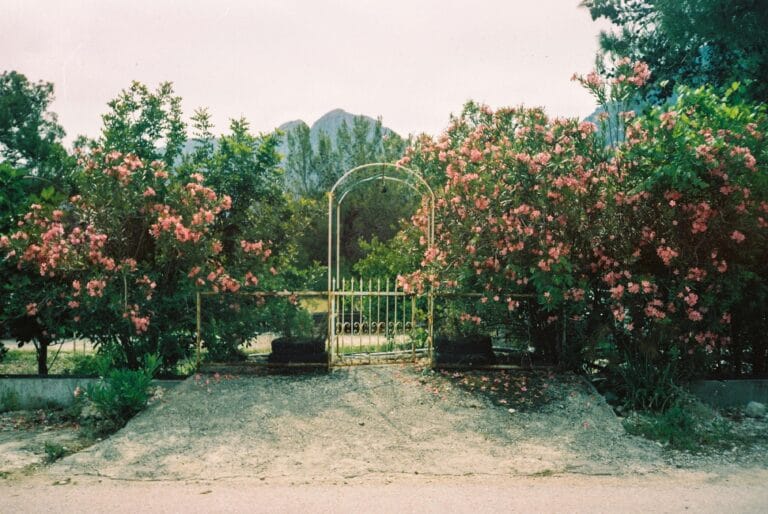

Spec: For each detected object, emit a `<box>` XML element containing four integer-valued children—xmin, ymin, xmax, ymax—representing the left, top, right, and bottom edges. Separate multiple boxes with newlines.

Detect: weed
<box><xmin>623</xmin><ymin>394</ymin><xmax>733</xmax><ymax>452</ymax></box>
<box><xmin>615</xmin><ymin>353</ymin><xmax>682</xmax><ymax>412</ymax></box>
<box><xmin>43</xmin><ymin>441</ymin><xmax>67</xmax><ymax>463</ymax></box>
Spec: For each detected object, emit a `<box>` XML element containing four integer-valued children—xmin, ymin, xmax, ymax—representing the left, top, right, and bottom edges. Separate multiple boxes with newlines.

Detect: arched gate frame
<box><xmin>327</xmin><ymin>163</ymin><xmax>435</xmax><ymax>364</ymax></box>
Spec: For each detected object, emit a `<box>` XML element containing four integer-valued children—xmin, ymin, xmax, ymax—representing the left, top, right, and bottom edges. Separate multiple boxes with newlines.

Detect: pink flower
<box><xmin>86</xmin><ymin>279</ymin><xmax>107</xmax><ymax>297</ymax></box>
<box><xmin>474</xmin><ymin>197</ymin><xmax>490</xmax><ymax>210</ymax></box>
<box><xmin>659</xmin><ymin>110</ymin><xmax>677</xmax><ymax>129</ymax></box>
<box><xmin>26</xmin><ymin>303</ymin><xmax>38</xmax><ymax>316</ymax></box>
<box><xmin>656</xmin><ymin>246</ymin><xmax>678</xmax><ymax>266</ymax></box>
<box><xmin>244</xmin><ymin>272</ymin><xmax>259</xmax><ymax>286</ymax></box>
<box><xmin>730</xmin><ymin>230</ymin><xmax>746</xmax><ymax>243</ymax></box>
<box><xmin>131</xmin><ymin>314</ymin><xmax>150</xmax><ymax>333</ymax></box>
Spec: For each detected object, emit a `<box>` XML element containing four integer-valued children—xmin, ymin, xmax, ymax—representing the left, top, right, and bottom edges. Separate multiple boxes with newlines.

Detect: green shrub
<box><xmin>615</xmin><ymin>351</ymin><xmax>682</xmax><ymax>412</ymax></box>
<box><xmin>44</xmin><ymin>441</ymin><xmax>67</xmax><ymax>463</ymax></box>
<box><xmin>623</xmin><ymin>394</ymin><xmax>732</xmax><ymax>452</ymax></box>
<box><xmin>85</xmin><ymin>354</ymin><xmax>160</xmax><ymax>429</ymax></box>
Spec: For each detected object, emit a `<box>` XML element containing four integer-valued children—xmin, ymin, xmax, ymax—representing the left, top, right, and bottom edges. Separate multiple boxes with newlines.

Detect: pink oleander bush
<box><xmin>399</xmin><ymin>60</ymin><xmax>768</xmax><ymax>378</ymax></box>
<box><xmin>1</xmin><ymin>148</ymin><xmax>278</xmax><ymax>369</ymax></box>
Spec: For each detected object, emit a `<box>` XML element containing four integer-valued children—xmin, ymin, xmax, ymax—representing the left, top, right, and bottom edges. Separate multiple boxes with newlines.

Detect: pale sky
<box><xmin>2</xmin><ymin>0</ymin><xmax>610</xmax><ymax>144</ymax></box>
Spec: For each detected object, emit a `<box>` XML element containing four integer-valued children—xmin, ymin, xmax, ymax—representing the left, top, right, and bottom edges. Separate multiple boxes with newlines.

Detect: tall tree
<box><xmin>284</xmin><ymin>122</ymin><xmax>315</xmax><ymax>197</ymax></box>
<box><xmin>0</xmin><ymin>71</ymin><xmax>69</xmax><ymax>175</ymax></box>
<box><xmin>282</xmin><ymin>115</ymin><xmax>412</xmax><ymax>270</ymax></box>
<box><xmin>0</xmin><ymin>71</ymin><xmax>74</xmax><ymax>373</ymax></box>
<box><xmin>97</xmin><ymin>81</ymin><xmax>186</xmax><ymax>166</ymax></box>
<box><xmin>314</xmin><ymin>130</ymin><xmax>341</xmax><ymax>193</ymax></box>
<box><xmin>583</xmin><ymin>0</ymin><xmax>768</xmax><ymax>103</ymax></box>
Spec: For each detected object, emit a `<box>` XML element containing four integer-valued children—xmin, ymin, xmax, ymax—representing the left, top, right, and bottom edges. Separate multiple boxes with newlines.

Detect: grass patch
<box><xmin>0</xmin><ymin>349</ymin><xmax>89</xmax><ymax>375</ymax></box>
<box><xmin>623</xmin><ymin>395</ymin><xmax>736</xmax><ymax>452</ymax></box>
<box><xmin>0</xmin><ymin>348</ymin><xmax>192</xmax><ymax>377</ymax></box>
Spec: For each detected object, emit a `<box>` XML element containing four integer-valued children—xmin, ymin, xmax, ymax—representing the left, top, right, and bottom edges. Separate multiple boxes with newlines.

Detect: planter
<box><xmin>269</xmin><ymin>337</ymin><xmax>327</xmax><ymax>364</ymax></box>
<box><xmin>433</xmin><ymin>335</ymin><xmax>495</xmax><ymax>366</ymax></box>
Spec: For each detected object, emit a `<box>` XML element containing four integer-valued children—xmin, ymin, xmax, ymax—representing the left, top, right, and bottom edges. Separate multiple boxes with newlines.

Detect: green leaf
<box><xmin>40</xmin><ymin>186</ymin><xmax>55</xmax><ymax>201</ymax></box>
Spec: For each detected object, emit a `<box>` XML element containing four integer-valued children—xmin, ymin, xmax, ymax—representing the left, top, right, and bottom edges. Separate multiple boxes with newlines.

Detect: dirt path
<box><xmin>46</xmin><ymin>365</ymin><xmax>672</xmax><ymax>483</ymax></box>
<box><xmin>3</xmin><ymin>470</ymin><xmax>768</xmax><ymax>513</ymax></box>
<box><xmin>2</xmin><ymin>364</ymin><xmax>767</xmax><ymax>511</ymax></box>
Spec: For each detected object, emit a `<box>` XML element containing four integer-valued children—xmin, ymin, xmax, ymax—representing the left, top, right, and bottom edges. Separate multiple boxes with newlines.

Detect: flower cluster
<box><xmin>402</xmin><ymin>63</ymin><xmax>767</xmax><ymax>368</ymax></box>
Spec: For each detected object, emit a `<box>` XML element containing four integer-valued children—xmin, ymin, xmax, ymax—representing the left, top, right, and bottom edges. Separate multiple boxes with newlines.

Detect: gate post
<box><xmin>327</xmin><ymin>191</ymin><xmax>334</xmax><ymax>366</ymax></box>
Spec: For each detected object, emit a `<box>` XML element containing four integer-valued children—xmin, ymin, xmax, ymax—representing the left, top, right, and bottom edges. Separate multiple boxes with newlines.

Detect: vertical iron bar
<box><xmin>359</xmin><ymin>277</ymin><xmax>363</xmax><ymax>352</ymax></box>
<box><xmin>393</xmin><ymin>279</ymin><xmax>398</xmax><ymax>351</ymax></box>
<box><xmin>333</xmin><ymin>278</ymin><xmax>338</xmax><ymax>358</ymax></box>
<box><xmin>377</xmin><ymin>278</ymin><xmax>381</xmax><ymax>348</ymax></box>
<box><xmin>402</xmin><ymin>287</ymin><xmax>407</xmax><ymax>349</ymax></box>
<box><xmin>385</xmin><ymin>278</ymin><xmax>390</xmax><ymax>341</ymax></box>
<box><xmin>428</xmin><ymin>290</ymin><xmax>434</xmax><ymax>366</ymax></box>
<box><xmin>341</xmin><ymin>278</ymin><xmax>346</xmax><ymax>356</ymax></box>
<box><xmin>412</xmin><ymin>295</ymin><xmax>416</xmax><ymax>360</ymax></box>
<box><xmin>195</xmin><ymin>291</ymin><xmax>202</xmax><ymax>371</ymax></box>
<box><xmin>368</xmin><ymin>278</ymin><xmax>373</xmax><ymax>352</ymax></box>
<box><xmin>336</xmin><ymin>203</ymin><xmax>341</xmax><ymax>292</ymax></box>
<box><xmin>327</xmin><ymin>192</ymin><xmax>333</xmax><ymax>364</ymax></box>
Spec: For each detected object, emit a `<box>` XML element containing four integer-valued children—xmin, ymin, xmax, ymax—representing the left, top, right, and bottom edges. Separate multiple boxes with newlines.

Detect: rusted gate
<box><xmin>328</xmin><ymin>277</ymin><xmax>432</xmax><ymax>365</ymax></box>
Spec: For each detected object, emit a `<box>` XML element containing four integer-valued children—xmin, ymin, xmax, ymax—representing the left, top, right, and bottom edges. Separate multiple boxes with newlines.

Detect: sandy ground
<box><xmin>47</xmin><ymin>365</ymin><xmax>670</xmax><ymax>481</ymax></box>
<box><xmin>3</xmin><ymin>471</ymin><xmax>768</xmax><ymax>513</ymax></box>
<box><xmin>2</xmin><ymin>364</ymin><xmax>767</xmax><ymax>512</ymax></box>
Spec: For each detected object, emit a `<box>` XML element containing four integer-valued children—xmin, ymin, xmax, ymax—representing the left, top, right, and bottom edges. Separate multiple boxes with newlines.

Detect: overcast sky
<box><xmin>2</xmin><ymin>0</ymin><xmax>611</xmax><ymax>144</ymax></box>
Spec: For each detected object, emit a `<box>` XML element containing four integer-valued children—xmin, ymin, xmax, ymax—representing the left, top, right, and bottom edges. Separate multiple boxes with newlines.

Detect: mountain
<box><xmin>170</xmin><ymin>109</ymin><xmax>397</xmax><ymax>164</ymax></box>
<box><xmin>276</xmin><ymin>108</ymin><xmax>396</xmax><ymax>157</ymax></box>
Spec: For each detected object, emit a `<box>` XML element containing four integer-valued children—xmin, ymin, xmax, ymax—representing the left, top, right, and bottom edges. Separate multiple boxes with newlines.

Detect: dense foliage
<box><xmin>282</xmin><ymin>115</ymin><xmax>411</xmax><ymax>270</ymax></box>
<box><xmin>1</xmin><ymin>80</ymin><xmax>294</xmax><ymax>371</ymax></box>
<box><xmin>2</xmin><ymin>38</ymin><xmax>766</xmax><ymax>390</ymax></box>
<box><xmin>584</xmin><ymin>0</ymin><xmax>768</xmax><ymax>104</ymax></box>
<box><xmin>400</xmin><ymin>59</ymin><xmax>768</xmax><ymax>378</ymax></box>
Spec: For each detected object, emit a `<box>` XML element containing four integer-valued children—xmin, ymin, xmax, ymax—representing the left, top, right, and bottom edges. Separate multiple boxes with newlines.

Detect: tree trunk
<box><xmin>37</xmin><ymin>338</ymin><xmax>48</xmax><ymax>376</ymax></box>
<box><xmin>121</xmin><ymin>334</ymin><xmax>138</xmax><ymax>370</ymax></box>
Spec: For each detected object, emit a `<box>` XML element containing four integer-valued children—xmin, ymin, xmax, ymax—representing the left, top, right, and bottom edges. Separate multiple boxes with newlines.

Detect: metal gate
<box><xmin>326</xmin><ymin>163</ymin><xmax>436</xmax><ymax>366</ymax></box>
<box><xmin>328</xmin><ymin>277</ymin><xmax>432</xmax><ymax>365</ymax></box>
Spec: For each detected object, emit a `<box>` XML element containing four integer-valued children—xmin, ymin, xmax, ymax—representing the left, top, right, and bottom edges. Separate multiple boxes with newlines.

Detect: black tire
<box><xmin>433</xmin><ymin>335</ymin><xmax>495</xmax><ymax>366</ymax></box>
<box><xmin>271</xmin><ymin>337</ymin><xmax>326</xmax><ymax>355</ymax></box>
<box><xmin>434</xmin><ymin>335</ymin><xmax>493</xmax><ymax>355</ymax></box>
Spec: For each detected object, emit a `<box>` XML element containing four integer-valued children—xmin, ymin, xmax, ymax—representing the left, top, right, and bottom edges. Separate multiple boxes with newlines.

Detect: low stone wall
<box><xmin>689</xmin><ymin>379</ymin><xmax>768</xmax><ymax>409</ymax></box>
<box><xmin>0</xmin><ymin>377</ymin><xmax>182</xmax><ymax>410</ymax></box>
